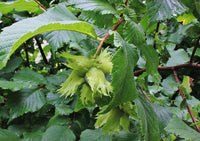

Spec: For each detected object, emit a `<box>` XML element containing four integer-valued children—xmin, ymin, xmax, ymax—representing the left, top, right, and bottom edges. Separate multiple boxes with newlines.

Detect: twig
<box><xmin>94</xmin><ymin>19</ymin><xmax>125</xmax><ymax>58</ymax></box>
<box><xmin>134</xmin><ymin>63</ymin><xmax>200</xmax><ymax>76</ymax></box>
<box><xmin>35</xmin><ymin>38</ymin><xmax>49</xmax><ymax>64</ymax></box>
<box><xmin>190</xmin><ymin>36</ymin><xmax>200</xmax><ymax>63</ymax></box>
<box><xmin>172</xmin><ymin>69</ymin><xmax>200</xmax><ymax>133</ymax></box>
<box><xmin>23</xmin><ymin>43</ymin><xmax>30</xmax><ymax>67</ymax></box>
<box><xmin>153</xmin><ymin>22</ymin><xmax>160</xmax><ymax>49</ymax></box>
<box><xmin>139</xmin><ymin>86</ymin><xmax>152</xmax><ymax>103</ymax></box>
<box><xmin>124</xmin><ymin>0</ymin><xmax>128</xmax><ymax>6</ymax></box>
<box><xmin>2</xmin><ymin>15</ymin><xmax>15</xmax><ymax>22</ymax></box>
<box><xmin>34</xmin><ymin>0</ymin><xmax>47</xmax><ymax>11</ymax></box>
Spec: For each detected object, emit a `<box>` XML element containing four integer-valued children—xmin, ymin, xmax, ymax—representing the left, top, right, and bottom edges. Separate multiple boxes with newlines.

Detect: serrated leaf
<box><xmin>177</xmin><ymin>12</ymin><xmax>196</xmax><ymax>25</ymax></box>
<box><xmin>0</xmin><ymin>80</ymin><xmax>31</xmax><ymax>91</ymax></box>
<box><xmin>0</xmin><ymin>128</ymin><xmax>20</xmax><ymax>141</ymax></box>
<box><xmin>43</xmin><ymin>30</ymin><xmax>86</xmax><ymax>53</ymax></box>
<box><xmin>80</xmin><ymin>129</ymin><xmax>112</xmax><ymax>141</ymax></box>
<box><xmin>79</xmin><ymin>11</ymin><xmax>114</xmax><ymax>28</ymax></box>
<box><xmin>135</xmin><ymin>94</ymin><xmax>160</xmax><ymax>141</ymax></box>
<box><xmin>166</xmin><ymin>49</ymin><xmax>190</xmax><ymax>66</ymax></box>
<box><xmin>0</xmin><ymin>4</ymin><xmax>96</xmax><ymax>70</ymax></box>
<box><xmin>103</xmin><ymin>33</ymin><xmax>138</xmax><ymax>113</ymax></box>
<box><xmin>123</xmin><ymin>16</ymin><xmax>145</xmax><ymax>46</ymax></box>
<box><xmin>42</xmin><ymin>125</ymin><xmax>75</xmax><ymax>141</ymax></box>
<box><xmin>147</xmin><ymin>0</ymin><xmax>188</xmax><ymax>22</ymax></box>
<box><xmin>68</xmin><ymin>0</ymin><xmax>117</xmax><ymax>15</ymax></box>
<box><xmin>0</xmin><ymin>0</ymin><xmax>42</xmax><ymax>14</ymax></box>
<box><xmin>55</xmin><ymin>104</ymin><xmax>73</xmax><ymax>115</ymax></box>
<box><xmin>7</xmin><ymin>88</ymin><xmax>46</xmax><ymax>120</ymax></box>
<box><xmin>165</xmin><ymin>116</ymin><xmax>200</xmax><ymax>141</ymax></box>
<box><xmin>13</xmin><ymin>68</ymin><xmax>47</xmax><ymax>85</ymax></box>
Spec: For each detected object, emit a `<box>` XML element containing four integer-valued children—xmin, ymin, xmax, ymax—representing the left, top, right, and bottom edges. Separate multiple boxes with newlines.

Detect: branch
<box><xmin>34</xmin><ymin>0</ymin><xmax>47</xmax><ymax>11</ymax></box>
<box><xmin>94</xmin><ymin>18</ymin><xmax>125</xmax><ymax>58</ymax></box>
<box><xmin>134</xmin><ymin>63</ymin><xmax>200</xmax><ymax>76</ymax></box>
<box><xmin>153</xmin><ymin>22</ymin><xmax>160</xmax><ymax>49</ymax></box>
<box><xmin>189</xmin><ymin>36</ymin><xmax>200</xmax><ymax>63</ymax></box>
<box><xmin>35</xmin><ymin>38</ymin><xmax>49</xmax><ymax>64</ymax></box>
<box><xmin>23</xmin><ymin>43</ymin><xmax>30</xmax><ymax>67</ymax></box>
<box><xmin>139</xmin><ymin>86</ymin><xmax>152</xmax><ymax>103</ymax></box>
<box><xmin>172</xmin><ymin>69</ymin><xmax>200</xmax><ymax>133</ymax></box>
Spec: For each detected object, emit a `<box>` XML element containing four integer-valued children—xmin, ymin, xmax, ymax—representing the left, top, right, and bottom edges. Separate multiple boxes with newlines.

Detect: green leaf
<box><xmin>135</xmin><ymin>94</ymin><xmax>160</xmax><ymax>141</ymax></box>
<box><xmin>43</xmin><ymin>30</ymin><xmax>86</xmax><ymax>53</ymax></box>
<box><xmin>165</xmin><ymin>116</ymin><xmax>200</xmax><ymax>141</ymax></box>
<box><xmin>166</xmin><ymin>49</ymin><xmax>190</xmax><ymax>66</ymax></box>
<box><xmin>13</xmin><ymin>68</ymin><xmax>47</xmax><ymax>85</ymax></box>
<box><xmin>181</xmin><ymin>76</ymin><xmax>192</xmax><ymax>94</ymax></box>
<box><xmin>68</xmin><ymin>0</ymin><xmax>117</xmax><ymax>15</ymax></box>
<box><xmin>138</xmin><ymin>44</ymin><xmax>160</xmax><ymax>78</ymax></box>
<box><xmin>177</xmin><ymin>12</ymin><xmax>196</xmax><ymax>25</ymax></box>
<box><xmin>23</xmin><ymin>132</ymin><xmax>43</xmax><ymax>141</ymax></box>
<box><xmin>147</xmin><ymin>0</ymin><xmax>188</xmax><ymax>22</ymax></box>
<box><xmin>0</xmin><ymin>0</ymin><xmax>42</xmax><ymax>14</ymax></box>
<box><xmin>103</xmin><ymin>33</ymin><xmax>139</xmax><ymax>112</ymax></box>
<box><xmin>41</xmin><ymin>125</ymin><xmax>75</xmax><ymax>141</ymax></box>
<box><xmin>80</xmin><ymin>129</ymin><xmax>112</xmax><ymax>141</ymax></box>
<box><xmin>112</xmin><ymin>131</ymin><xmax>141</xmax><ymax>141</ymax></box>
<box><xmin>79</xmin><ymin>11</ymin><xmax>114</xmax><ymax>28</ymax></box>
<box><xmin>55</xmin><ymin>104</ymin><xmax>73</xmax><ymax>115</ymax></box>
<box><xmin>47</xmin><ymin>115</ymin><xmax>71</xmax><ymax>127</ymax></box>
<box><xmin>0</xmin><ymin>128</ymin><xmax>20</xmax><ymax>141</ymax></box>
<box><xmin>0</xmin><ymin>4</ymin><xmax>96</xmax><ymax>70</ymax></box>
<box><xmin>0</xmin><ymin>80</ymin><xmax>31</xmax><ymax>92</ymax></box>
<box><xmin>152</xmin><ymin>105</ymin><xmax>173</xmax><ymax>133</ymax></box>
<box><xmin>7</xmin><ymin>88</ymin><xmax>46</xmax><ymax>120</ymax></box>
<box><xmin>123</xmin><ymin>16</ymin><xmax>145</xmax><ymax>46</ymax></box>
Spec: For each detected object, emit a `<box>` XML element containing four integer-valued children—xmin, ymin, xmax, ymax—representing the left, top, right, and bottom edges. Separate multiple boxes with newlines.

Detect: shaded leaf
<box><xmin>135</xmin><ymin>94</ymin><xmax>160</xmax><ymax>141</ymax></box>
<box><xmin>13</xmin><ymin>68</ymin><xmax>47</xmax><ymax>85</ymax></box>
<box><xmin>0</xmin><ymin>4</ymin><xmax>96</xmax><ymax>69</ymax></box>
<box><xmin>23</xmin><ymin>132</ymin><xmax>43</xmax><ymax>141</ymax></box>
<box><xmin>0</xmin><ymin>0</ymin><xmax>42</xmax><ymax>14</ymax></box>
<box><xmin>103</xmin><ymin>33</ymin><xmax>139</xmax><ymax>112</ymax></box>
<box><xmin>0</xmin><ymin>128</ymin><xmax>20</xmax><ymax>141</ymax></box>
<box><xmin>112</xmin><ymin>131</ymin><xmax>141</xmax><ymax>141</ymax></box>
<box><xmin>123</xmin><ymin>16</ymin><xmax>145</xmax><ymax>46</ymax></box>
<box><xmin>147</xmin><ymin>0</ymin><xmax>188</xmax><ymax>22</ymax></box>
<box><xmin>80</xmin><ymin>129</ymin><xmax>112</xmax><ymax>141</ymax></box>
<box><xmin>68</xmin><ymin>0</ymin><xmax>117</xmax><ymax>15</ymax></box>
<box><xmin>165</xmin><ymin>116</ymin><xmax>200</xmax><ymax>141</ymax></box>
<box><xmin>0</xmin><ymin>80</ymin><xmax>31</xmax><ymax>92</ymax></box>
<box><xmin>7</xmin><ymin>88</ymin><xmax>46</xmax><ymax>120</ymax></box>
<box><xmin>42</xmin><ymin>125</ymin><xmax>75</xmax><ymax>141</ymax></box>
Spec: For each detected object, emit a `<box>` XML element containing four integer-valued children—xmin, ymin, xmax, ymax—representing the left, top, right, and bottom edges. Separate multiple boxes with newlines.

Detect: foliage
<box><xmin>0</xmin><ymin>0</ymin><xmax>200</xmax><ymax>140</ymax></box>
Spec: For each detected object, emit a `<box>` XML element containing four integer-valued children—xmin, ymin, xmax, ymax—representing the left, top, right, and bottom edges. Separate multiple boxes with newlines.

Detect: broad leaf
<box><xmin>7</xmin><ymin>88</ymin><xmax>46</xmax><ymax>120</ymax></box>
<box><xmin>42</xmin><ymin>125</ymin><xmax>75</xmax><ymax>141</ymax></box>
<box><xmin>166</xmin><ymin>49</ymin><xmax>190</xmax><ymax>66</ymax></box>
<box><xmin>123</xmin><ymin>16</ymin><xmax>145</xmax><ymax>46</ymax></box>
<box><xmin>13</xmin><ymin>68</ymin><xmax>47</xmax><ymax>85</ymax></box>
<box><xmin>0</xmin><ymin>4</ymin><xmax>96</xmax><ymax>69</ymax></box>
<box><xmin>112</xmin><ymin>131</ymin><xmax>141</xmax><ymax>141</ymax></box>
<box><xmin>165</xmin><ymin>116</ymin><xmax>200</xmax><ymax>141</ymax></box>
<box><xmin>43</xmin><ymin>30</ymin><xmax>86</xmax><ymax>53</ymax></box>
<box><xmin>103</xmin><ymin>33</ymin><xmax>139</xmax><ymax>112</ymax></box>
<box><xmin>68</xmin><ymin>0</ymin><xmax>117</xmax><ymax>15</ymax></box>
<box><xmin>0</xmin><ymin>0</ymin><xmax>42</xmax><ymax>14</ymax></box>
<box><xmin>0</xmin><ymin>128</ymin><xmax>20</xmax><ymax>141</ymax></box>
<box><xmin>0</xmin><ymin>80</ymin><xmax>31</xmax><ymax>92</ymax></box>
<box><xmin>135</xmin><ymin>94</ymin><xmax>160</xmax><ymax>141</ymax></box>
<box><xmin>147</xmin><ymin>0</ymin><xmax>188</xmax><ymax>22</ymax></box>
<box><xmin>80</xmin><ymin>129</ymin><xmax>112</xmax><ymax>141</ymax></box>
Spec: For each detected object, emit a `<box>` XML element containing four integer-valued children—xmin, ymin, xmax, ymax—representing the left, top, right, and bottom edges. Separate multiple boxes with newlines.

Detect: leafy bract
<box><xmin>165</xmin><ymin>116</ymin><xmax>200</xmax><ymax>141</ymax></box>
<box><xmin>0</xmin><ymin>4</ymin><xmax>96</xmax><ymax>70</ymax></box>
<box><xmin>68</xmin><ymin>0</ymin><xmax>117</xmax><ymax>15</ymax></box>
<box><xmin>7</xmin><ymin>88</ymin><xmax>46</xmax><ymax>120</ymax></box>
<box><xmin>103</xmin><ymin>33</ymin><xmax>138</xmax><ymax>113</ymax></box>
<box><xmin>0</xmin><ymin>0</ymin><xmax>42</xmax><ymax>14</ymax></box>
<box><xmin>42</xmin><ymin>125</ymin><xmax>75</xmax><ymax>141</ymax></box>
<box><xmin>80</xmin><ymin>129</ymin><xmax>112</xmax><ymax>141</ymax></box>
<box><xmin>135</xmin><ymin>94</ymin><xmax>160</xmax><ymax>141</ymax></box>
<box><xmin>147</xmin><ymin>0</ymin><xmax>188</xmax><ymax>22</ymax></box>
